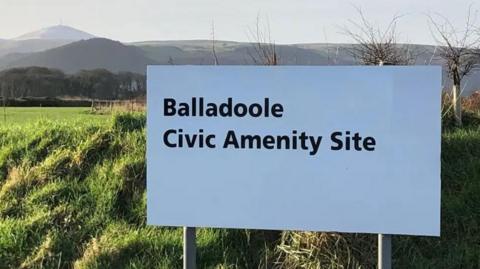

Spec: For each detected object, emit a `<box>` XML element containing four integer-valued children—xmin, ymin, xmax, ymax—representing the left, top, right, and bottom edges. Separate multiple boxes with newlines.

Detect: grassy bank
<box><xmin>0</xmin><ymin>113</ymin><xmax>479</xmax><ymax>268</ymax></box>
<box><xmin>0</xmin><ymin>114</ymin><xmax>272</xmax><ymax>268</ymax></box>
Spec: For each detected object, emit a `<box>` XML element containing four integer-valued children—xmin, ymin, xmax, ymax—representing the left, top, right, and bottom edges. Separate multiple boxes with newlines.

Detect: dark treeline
<box><xmin>0</xmin><ymin>67</ymin><xmax>145</xmax><ymax>100</ymax></box>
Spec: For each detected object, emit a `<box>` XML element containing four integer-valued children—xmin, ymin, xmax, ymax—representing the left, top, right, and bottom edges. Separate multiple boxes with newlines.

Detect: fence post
<box><xmin>3</xmin><ymin>97</ymin><xmax>6</xmax><ymax>123</ymax></box>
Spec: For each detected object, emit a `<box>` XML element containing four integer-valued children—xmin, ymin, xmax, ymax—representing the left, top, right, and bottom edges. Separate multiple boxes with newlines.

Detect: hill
<box><xmin>0</xmin><ymin>39</ymin><xmax>73</xmax><ymax>57</ymax></box>
<box><xmin>132</xmin><ymin>41</ymin><xmax>479</xmax><ymax>94</ymax></box>
<box><xmin>131</xmin><ymin>40</ymin><xmax>354</xmax><ymax>65</ymax></box>
<box><xmin>14</xmin><ymin>25</ymin><xmax>96</xmax><ymax>41</ymax></box>
<box><xmin>0</xmin><ymin>38</ymin><xmax>157</xmax><ymax>74</ymax></box>
<box><xmin>0</xmin><ymin>26</ymin><xmax>97</xmax><ymax>58</ymax></box>
<box><xmin>0</xmin><ymin>36</ymin><xmax>478</xmax><ymax>93</ymax></box>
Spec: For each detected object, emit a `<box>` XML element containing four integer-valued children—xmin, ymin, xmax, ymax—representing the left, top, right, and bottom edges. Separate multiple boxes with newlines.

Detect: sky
<box><xmin>0</xmin><ymin>0</ymin><xmax>477</xmax><ymax>44</ymax></box>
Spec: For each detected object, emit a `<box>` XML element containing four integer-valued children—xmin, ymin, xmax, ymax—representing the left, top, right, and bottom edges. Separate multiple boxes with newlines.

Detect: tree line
<box><xmin>0</xmin><ymin>67</ymin><xmax>145</xmax><ymax>100</ymax></box>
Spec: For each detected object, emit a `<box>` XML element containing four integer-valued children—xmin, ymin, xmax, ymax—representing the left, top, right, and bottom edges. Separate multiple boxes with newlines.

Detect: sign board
<box><xmin>147</xmin><ymin>66</ymin><xmax>441</xmax><ymax>236</ymax></box>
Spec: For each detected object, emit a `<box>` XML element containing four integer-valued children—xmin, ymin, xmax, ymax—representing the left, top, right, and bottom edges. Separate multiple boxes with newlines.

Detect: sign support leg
<box><xmin>183</xmin><ymin>226</ymin><xmax>196</xmax><ymax>269</ymax></box>
<box><xmin>378</xmin><ymin>234</ymin><xmax>392</xmax><ymax>269</ymax></box>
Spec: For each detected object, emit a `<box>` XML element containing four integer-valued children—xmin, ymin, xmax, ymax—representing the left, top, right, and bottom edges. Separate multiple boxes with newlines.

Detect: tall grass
<box><xmin>0</xmin><ymin>114</ymin><xmax>271</xmax><ymax>268</ymax></box>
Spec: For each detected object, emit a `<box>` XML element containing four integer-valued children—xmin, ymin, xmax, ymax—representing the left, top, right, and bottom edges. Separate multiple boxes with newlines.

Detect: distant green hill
<box><xmin>0</xmin><ymin>37</ymin><xmax>479</xmax><ymax>94</ymax></box>
<box><xmin>0</xmin><ymin>39</ymin><xmax>73</xmax><ymax>57</ymax></box>
<box><xmin>0</xmin><ymin>38</ymin><xmax>157</xmax><ymax>74</ymax></box>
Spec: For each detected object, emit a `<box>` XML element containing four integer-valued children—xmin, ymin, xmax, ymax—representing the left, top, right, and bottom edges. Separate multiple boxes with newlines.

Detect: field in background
<box><xmin>0</xmin><ymin>107</ymin><xmax>110</xmax><ymax>126</ymax></box>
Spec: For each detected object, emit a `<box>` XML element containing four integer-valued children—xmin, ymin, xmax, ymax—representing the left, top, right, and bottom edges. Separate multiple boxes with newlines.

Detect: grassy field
<box><xmin>0</xmin><ymin>109</ymin><xmax>478</xmax><ymax>268</ymax></box>
<box><xmin>0</xmin><ymin>107</ymin><xmax>110</xmax><ymax>126</ymax></box>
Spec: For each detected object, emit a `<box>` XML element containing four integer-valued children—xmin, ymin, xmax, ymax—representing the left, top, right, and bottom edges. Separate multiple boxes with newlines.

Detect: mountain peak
<box><xmin>14</xmin><ymin>25</ymin><xmax>96</xmax><ymax>41</ymax></box>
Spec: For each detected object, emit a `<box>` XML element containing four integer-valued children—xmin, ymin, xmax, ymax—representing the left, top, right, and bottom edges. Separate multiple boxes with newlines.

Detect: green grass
<box><xmin>0</xmin><ymin>107</ymin><xmax>109</xmax><ymax>126</ymax></box>
<box><xmin>393</xmin><ymin>127</ymin><xmax>480</xmax><ymax>269</ymax></box>
<box><xmin>0</xmin><ymin>113</ymin><xmax>273</xmax><ymax>269</ymax></box>
<box><xmin>0</xmin><ymin>109</ymin><xmax>478</xmax><ymax>268</ymax></box>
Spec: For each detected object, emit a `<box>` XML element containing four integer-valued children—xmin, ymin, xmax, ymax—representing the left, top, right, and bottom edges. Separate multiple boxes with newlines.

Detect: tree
<box><xmin>0</xmin><ymin>67</ymin><xmax>146</xmax><ymax>100</ymax></box>
<box><xmin>117</xmin><ymin>72</ymin><xmax>146</xmax><ymax>98</ymax></box>
<box><xmin>211</xmin><ymin>21</ymin><xmax>219</xmax><ymax>65</ymax></box>
<box><xmin>0</xmin><ymin>67</ymin><xmax>66</xmax><ymax>98</ymax></box>
<box><xmin>428</xmin><ymin>6</ymin><xmax>480</xmax><ymax>126</ymax></box>
<box><xmin>342</xmin><ymin>6</ymin><xmax>415</xmax><ymax>66</ymax></box>
<box><xmin>247</xmin><ymin>15</ymin><xmax>279</xmax><ymax>65</ymax></box>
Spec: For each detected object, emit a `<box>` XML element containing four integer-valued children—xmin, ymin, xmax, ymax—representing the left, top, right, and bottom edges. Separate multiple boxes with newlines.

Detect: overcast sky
<box><xmin>0</xmin><ymin>0</ymin><xmax>477</xmax><ymax>44</ymax></box>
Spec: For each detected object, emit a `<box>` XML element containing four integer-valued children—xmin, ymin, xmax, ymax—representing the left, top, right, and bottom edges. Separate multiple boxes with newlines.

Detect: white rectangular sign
<box><xmin>147</xmin><ymin>66</ymin><xmax>441</xmax><ymax>236</ymax></box>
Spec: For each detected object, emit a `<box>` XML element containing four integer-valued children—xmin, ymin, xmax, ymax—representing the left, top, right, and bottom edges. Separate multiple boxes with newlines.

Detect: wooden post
<box><xmin>453</xmin><ymin>84</ymin><xmax>462</xmax><ymax>126</ymax></box>
<box><xmin>3</xmin><ymin>97</ymin><xmax>6</xmax><ymax>123</ymax></box>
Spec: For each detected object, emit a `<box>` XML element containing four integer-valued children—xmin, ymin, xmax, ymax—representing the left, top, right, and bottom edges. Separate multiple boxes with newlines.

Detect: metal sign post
<box><xmin>377</xmin><ymin>62</ymin><xmax>392</xmax><ymax>269</ymax></box>
<box><xmin>378</xmin><ymin>234</ymin><xmax>392</xmax><ymax>269</ymax></box>
<box><xmin>183</xmin><ymin>227</ymin><xmax>196</xmax><ymax>269</ymax></box>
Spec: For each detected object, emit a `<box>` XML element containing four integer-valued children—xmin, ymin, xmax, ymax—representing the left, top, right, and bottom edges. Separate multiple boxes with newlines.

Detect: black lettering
<box><xmin>241</xmin><ymin>135</ymin><xmax>262</xmax><ymax>149</ymax></box>
<box><xmin>164</xmin><ymin>98</ymin><xmax>176</xmax><ymax>116</ymax></box>
<box><xmin>345</xmin><ymin>131</ymin><xmax>351</xmax><ymax>150</ymax></box>
<box><xmin>330</xmin><ymin>131</ymin><xmax>343</xmax><ymax>150</ymax></box>
<box><xmin>264</xmin><ymin>98</ymin><xmax>270</xmax><ymax>117</ymax></box>
<box><xmin>163</xmin><ymin>129</ymin><xmax>177</xmax><ymax>147</ymax></box>
<box><xmin>299</xmin><ymin>132</ymin><xmax>309</xmax><ymax>150</ymax></box>
<box><xmin>223</xmin><ymin>130</ymin><xmax>239</xmax><ymax>148</ymax></box>
<box><xmin>219</xmin><ymin>98</ymin><xmax>233</xmax><ymax>117</ymax></box>
<box><xmin>309</xmin><ymin>136</ymin><xmax>322</xmax><ymax>155</ymax></box>
<box><xmin>249</xmin><ymin>104</ymin><xmax>262</xmax><ymax>117</ymax></box>
<box><xmin>272</xmin><ymin>103</ymin><xmax>284</xmax><ymax>117</ymax></box>
<box><xmin>277</xmin><ymin>135</ymin><xmax>290</xmax><ymax>149</ymax></box>
<box><xmin>199</xmin><ymin>97</ymin><xmax>204</xmax><ymax>116</ymax></box>
<box><xmin>178</xmin><ymin>103</ymin><xmax>189</xmax><ymax>116</ymax></box>
<box><xmin>206</xmin><ymin>134</ymin><xmax>216</xmax><ymax>148</ymax></box>
<box><xmin>291</xmin><ymin>130</ymin><xmax>297</xmax><ymax>148</ymax></box>
<box><xmin>191</xmin><ymin>97</ymin><xmax>196</xmax><ymax>116</ymax></box>
<box><xmin>263</xmin><ymin>135</ymin><xmax>275</xmax><ymax>149</ymax></box>
<box><xmin>206</xmin><ymin>103</ymin><xmax>218</xmax><ymax>116</ymax></box>
<box><xmin>234</xmin><ymin>103</ymin><xmax>248</xmax><ymax>117</ymax></box>
<box><xmin>364</xmin><ymin>137</ymin><xmax>376</xmax><ymax>151</ymax></box>
<box><xmin>352</xmin><ymin>132</ymin><xmax>363</xmax><ymax>151</ymax></box>
<box><xmin>185</xmin><ymin>132</ymin><xmax>197</xmax><ymax>147</ymax></box>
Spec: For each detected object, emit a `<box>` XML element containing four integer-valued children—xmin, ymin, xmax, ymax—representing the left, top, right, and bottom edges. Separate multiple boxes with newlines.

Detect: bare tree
<box><xmin>247</xmin><ymin>15</ymin><xmax>279</xmax><ymax>65</ymax></box>
<box><xmin>342</xmin><ymin>6</ymin><xmax>415</xmax><ymax>66</ymax></box>
<box><xmin>211</xmin><ymin>21</ymin><xmax>219</xmax><ymax>65</ymax></box>
<box><xmin>167</xmin><ymin>56</ymin><xmax>175</xmax><ymax>65</ymax></box>
<box><xmin>428</xmin><ymin>6</ymin><xmax>480</xmax><ymax>126</ymax></box>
